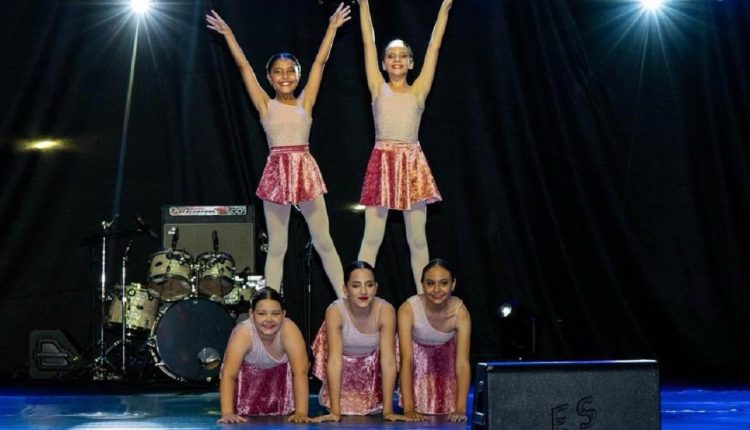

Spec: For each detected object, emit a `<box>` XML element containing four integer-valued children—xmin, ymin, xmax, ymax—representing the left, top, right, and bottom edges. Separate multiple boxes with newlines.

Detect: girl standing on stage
<box><xmin>311</xmin><ymin>261</ymin><xmax>409</xmax><ymax>422</ymax></box>
<box><xmin>398</xmin><ymin>259</ymin><xmax>471</xmax><ymax>422</ymax></box>
<box><xmin>217</xmin><ymin>288</ymin><xmax>309</xmax><ymax>423</ymax></box>
<box><xmin>206</xmin><ymin>5</ymin><xmax>351</xmax><ymax>298</ymax></box>
<box><xmin>356</xmin><ymin>0</ymin><xmax>453</xmax><ymax>293</ymax></box>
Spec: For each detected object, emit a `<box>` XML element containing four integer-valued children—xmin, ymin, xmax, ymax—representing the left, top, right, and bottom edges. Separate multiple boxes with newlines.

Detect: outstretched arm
<box><xmin>283</xmin><ymin>320</ymin><xmax>311</xmax><ymax>423</ymax></box>
<box><xmin>357</xmin><ymin>0</ymin><xmax>385</xmax><ymax>100</ymax></box>
<box><xmin>380</xmin><ymin>304</ymin><xmax>414</xmax><ymax>422</ymax></box>
<box><xmin>217</xmin><ymin>326</ymin><xmax>251</xmax><ymax>424</ymax></box>
<box><xmin>397</xmin><ymin>302</ymin><xmax>425</xmax><ymax>421</ymax></box>
<box><xmin>412</xmin><ymin>0</ymin><xmax>453</xmax><ymax>104</ymax></box>
<box><xmin>311</xmin><ymin>306</ymin><xmax>344</xmax><ymax>423</ymax></box>
<box><xmin>449</xmin><ymin>303</ymin><xmax>471</xmax><ymax>422</ymax></box>
<box><xmin>206</xmin><ymin>10</ymin><xmax>271</xmax><ymax>117</ymax></box>
<box><xmin>302</xmin><ymin>3</ymin><xmax>351</xmax><ymax>113</ymax></box>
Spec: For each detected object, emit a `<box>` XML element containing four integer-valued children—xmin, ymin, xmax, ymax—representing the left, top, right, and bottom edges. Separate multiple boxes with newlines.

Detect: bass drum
<box><xmin>149</xmin><ymin>298</ymin><xmax>235</xmax><ymax>383</ymax></box>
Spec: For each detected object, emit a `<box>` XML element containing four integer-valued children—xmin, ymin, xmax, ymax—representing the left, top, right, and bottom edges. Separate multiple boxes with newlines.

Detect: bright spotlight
<box><xmin>640</xmin><ymin>0</ymin><xmax>663</xmax><ymax>11</ymax></box>
<box><xmin>30</xmin><ymin>140</ymin><xmax>60</xmax><ymax>150</ymax></box>
<box><xmin>20</xmin><ymin>139</ymin><xmax>65</xmax><ymax>152</ymax></box>
<box><xmin>130</xmin><ymin>0</ymin><xmax>152</xmax><ymax>15</ymax></box>
<box><xmin>499</xmin><ymin>303</ymin><xmax>513</xmax><ymax>318</ymax></box>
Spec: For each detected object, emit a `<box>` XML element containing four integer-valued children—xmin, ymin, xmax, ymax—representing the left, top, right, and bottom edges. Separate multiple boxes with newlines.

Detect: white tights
<box><xmin>263</xmin><ymin>196</ymin><xmax>344</xmax><ymax>298</ymax></box>
<box><xmin>357</xmin><ymin>202</ymin><xmax>428</xmax><ymax>294</ymax></box>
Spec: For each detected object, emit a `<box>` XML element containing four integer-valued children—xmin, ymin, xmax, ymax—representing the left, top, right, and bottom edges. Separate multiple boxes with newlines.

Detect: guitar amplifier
<box><xmin>161</xmin><ymin>205</ymin><xmax>256</xmax><ymax>274</ymax></box>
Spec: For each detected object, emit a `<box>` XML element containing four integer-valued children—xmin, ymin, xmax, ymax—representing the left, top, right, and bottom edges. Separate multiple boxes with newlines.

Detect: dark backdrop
<box><xmin>1</xmin><ymin>0</ymin><xmax>748</xmax><ymax>380</ymax></box>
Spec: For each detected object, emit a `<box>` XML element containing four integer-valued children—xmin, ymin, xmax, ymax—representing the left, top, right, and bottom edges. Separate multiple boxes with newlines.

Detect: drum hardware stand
<box><xmin>80</xmin><ymin>215</ymin><xmax>154</xmax><ymax>381</ymax></box>
<box><xmin>118</xmin><ymin>240</ymin><xmax>133</xmax><ymax>376</ymax></box>
<box><xmin>163</xmin><ymin>226</ymin><xmax>181</xmax><ymax>299</ymax></box>
<box><xmin>92</xmin><ymin>215</ymin><xmax>120</xmax><ymax>381</ymax></box>
<box><xmin>167</xmin><ymin>226</ymin><xmax>180</xmax><ymax>257</ymax></box>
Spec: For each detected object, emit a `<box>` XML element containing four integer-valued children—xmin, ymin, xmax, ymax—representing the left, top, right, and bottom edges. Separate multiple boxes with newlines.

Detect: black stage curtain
<box><xmin>1</xmin><ymin>0</ymin><xmax>748</xmax><ymax>379</ymax></box>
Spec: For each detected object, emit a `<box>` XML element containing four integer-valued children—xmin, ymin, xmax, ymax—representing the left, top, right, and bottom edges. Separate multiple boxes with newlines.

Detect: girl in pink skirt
<box><xmin>398</xmin><ymin>259</ymin><xmax>471</xmax><ymax>422</ymax></box>
<box><xmin>356</xmin><ymin>0</ymin><xmax>454</xmax><ymax>293</ymax></box>
<box><xmin>206</xmin><ymin>5</ymin><xmax>351</xmax><ymax>297</ymax></box>
<box><xmin>217</xmin><ymin>288</ymin><xmax>310</xmax><ymax>424</ymax></box>
<box><xmin>311</xmin><ymin>261</ymin><xmax>412</xmax><ymax>422</ymax></box>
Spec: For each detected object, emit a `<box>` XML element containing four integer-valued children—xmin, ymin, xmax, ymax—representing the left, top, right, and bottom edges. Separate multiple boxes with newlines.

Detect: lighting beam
<box><xmin>130</xmin><ymin>0</ymin><xmax>152</xmax><ymax>15</ymax></box>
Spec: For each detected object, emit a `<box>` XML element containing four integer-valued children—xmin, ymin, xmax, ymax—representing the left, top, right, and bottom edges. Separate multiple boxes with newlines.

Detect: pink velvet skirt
<box><xmin>256</xmin><ymin>145</ymin><xmax>327</xmax><ymax>205</ymax></box>
<box><xmin>359</xmin><ymin>140</ymin><xmax>442</xmax><ymax>211</ymax></box>
<box><xmin>235</xmin><ymin>361</ymin><xmax>294</xmax><ymax>416</ymax></box>
<box><xmin>311</xmin><ymin>323</ymin><xmax>383</xmax><ymax>415</ymax></box>
<box><xmin>400</xmin><ymin>337</ymin><xmax>457</xmax><ymax>415</ymax></box>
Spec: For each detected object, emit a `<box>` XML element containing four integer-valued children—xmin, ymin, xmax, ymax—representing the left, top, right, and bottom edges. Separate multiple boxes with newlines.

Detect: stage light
<box><xmin>130</xmin><ymin>0</ymin><xmax>152</xmax><ymax>15</ymax></box>
<box><xmin>497</xmin><ymin>300</ymin><xmax>537</xmax><ymax>359</ymax></box>
<box><xmin>351</xmin><ymin>204</ymin><xmax>366</xmax><ymax>212</ymax></box>
<box><xmin>499</xmin><ymin>302</ymin><xmax>514</xmax><ymax>318</ymax></box>
<box><xmin>640</xmin><ymin>0</ymin><xmax>664</xmax><ymax>12</ymax></box>
<box><xmin>29</xmin><ymin>139</ymin><xmax>62</xmax><ymax>150</ymax></box>
<box><xmin>19</xmin><ymin>139</ymin><xmax>65</xmax><ymax>152</ymax></box>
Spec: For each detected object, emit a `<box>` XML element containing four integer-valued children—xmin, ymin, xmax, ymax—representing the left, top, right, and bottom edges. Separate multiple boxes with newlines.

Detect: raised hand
<box><xmin>329</xmin><ymin>3</ymin><xmax>352</xmax><ymax>29</ymax></box>
<box><xmin>205</xmin><ymin>9</ymin><xmax>231</xmax><ymax>35</ymax></box>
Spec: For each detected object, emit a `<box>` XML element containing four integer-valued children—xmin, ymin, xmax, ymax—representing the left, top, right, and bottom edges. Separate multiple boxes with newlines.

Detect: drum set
<box><xmin>95</xmin><ymin>225</ymin><xmax>264</xmax><ymax>384</ymax></box>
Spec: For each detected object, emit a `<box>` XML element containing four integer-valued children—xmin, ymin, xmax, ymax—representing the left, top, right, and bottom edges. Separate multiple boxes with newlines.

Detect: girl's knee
<box><xmin>267</xmin><ymin>242</ymin><xmax>288</xmax><ymax>259</ymax></box>
<box><xmin>312</xmin><ymin>235</ymin><xmax>335</xmax><ymax>255</ymax></box>
<box><xmin>406</xmin><ymin>232</ymin><xmax>428</xmax><ymax>250</ymax></box>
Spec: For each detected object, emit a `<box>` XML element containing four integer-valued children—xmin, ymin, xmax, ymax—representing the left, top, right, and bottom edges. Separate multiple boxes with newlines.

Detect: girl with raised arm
<box><xmin>206</xmin><ymin>5</ymin><xmax>351</xmax><ymax>298</ymax></box>
<box><xmin>311</xmin><ymin>261</ymin><xmax>410</xmax><ymax>422</ymax></box>
<box><xmin>356</xmin><ymin>0</ymin><xmax>453</xmax><ymax>294</ymax></box>
<box><xmin>398</xmin><ymin>259</ymin><xmax>471</xmax><ymax>422</ymax></box>
<box><xmin>217</xmin><ymin>288</ymin><xmax>310</xmax><ymax>424</ymax></box>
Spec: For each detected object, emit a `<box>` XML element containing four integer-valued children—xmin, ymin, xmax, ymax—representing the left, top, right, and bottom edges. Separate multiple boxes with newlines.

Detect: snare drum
<box><xmin>195</xmin><ymin>252</ymin><xmax>235</xmax><ymax>298</ymax></box>
<box><xmin>147</xmin><ymin>249</ymin><xmax>193</xmax><ymax>302</ymax></box>
<box><xmin>106</xmin><ymin>283</ymin><xmax>159</xmax><ymax>334</ymax></box>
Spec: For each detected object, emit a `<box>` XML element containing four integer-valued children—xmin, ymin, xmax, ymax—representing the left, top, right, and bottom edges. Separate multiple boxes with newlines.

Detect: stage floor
<box><xmin>1</xmin><ymin>385</ymin><xmax>749</xmax><ymax>429</ymax></box>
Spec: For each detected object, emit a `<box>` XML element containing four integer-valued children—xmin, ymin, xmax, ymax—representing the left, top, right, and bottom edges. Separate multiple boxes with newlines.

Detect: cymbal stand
<box><xmin>93</xmin><ymin>216</ymin><xmax>118</xmax><ymax>380</ymax></box>
<box><xmin>119</xmin><ymin>240</ymin><xmax>133</xmax><ymax>375</ymax></box>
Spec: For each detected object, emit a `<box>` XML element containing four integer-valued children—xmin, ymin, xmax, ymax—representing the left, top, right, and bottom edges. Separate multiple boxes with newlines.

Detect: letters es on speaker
<box><xmin>471</xmin><ymin>360</ymin><xmax>660</xmax><ymax>430</ymax></box>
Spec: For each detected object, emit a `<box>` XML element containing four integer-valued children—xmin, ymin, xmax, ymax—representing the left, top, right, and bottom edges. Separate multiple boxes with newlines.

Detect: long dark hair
<box><xmin>250</xmin><ymin>287</ymin><xmax>286</xmax><ymax>311</ymax></box>
<box><xmin>344</xmin><ymin>260</ymin><xmax>376</xmax><ymax>283</ymax></box>
<box><xmin>265</xmin><ymin>52</ymin><xmax>302</xmax><ymax>75</ymax></box>
<box><xmin>420</xmin><ymin>258</ymin><xmax>456</xmax><ymax>283</ymax></box>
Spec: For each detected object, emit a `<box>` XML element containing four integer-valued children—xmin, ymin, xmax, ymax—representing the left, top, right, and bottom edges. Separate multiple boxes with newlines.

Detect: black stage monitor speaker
<box><xmin>162</xmin><ymin>205</ymin><xmax>256</xmax><ymax>274</ymax></box>
<box><xmin>472</xmin><ymin>360</ymin><xmax>660</xmax><ymax>430</ymax></box>
<box><xmin>29</xmin><ymin>330</ymin><xmax>81</xmax><ymax>379</ymax></box>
